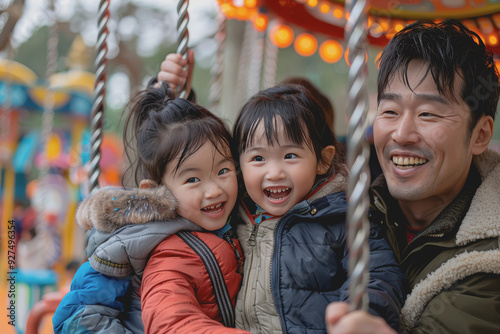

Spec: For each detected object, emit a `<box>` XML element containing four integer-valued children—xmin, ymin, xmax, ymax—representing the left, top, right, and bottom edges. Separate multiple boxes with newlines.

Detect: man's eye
<box><xmin>420</xmin><ymin>112</ymin><xmax>437</xmax><ymax>117</ymax></box>
<box><xmin>218</xmin><ymin>168</ymin><xmax>230</xmax><ymax>175</ymax></box>
<box><xmin>186</xmin><ymin>177</ymin><xmax>200</xmax><ymax>183</ymax></box>
<box><xmin>383</xmin><ymin>110</ymin><xmax>397</xmax><ymax>115</ymax></box>
<box><xmin>284</xmin><ymin>153</ymin><xmax>297</xmax><ymax>159</ymax></box>
<box><xmin>252</xmin><ymin>156</ymin><xmax>265</xmax><ymax>162</ymax></box>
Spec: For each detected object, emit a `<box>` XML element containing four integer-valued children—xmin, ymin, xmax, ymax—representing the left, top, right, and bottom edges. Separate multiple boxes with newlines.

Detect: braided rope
<box><xmin>344</xmin><ymin>0</ymin><xmax>371</xmax><ymax>312</ymax></box>
<box><xmin>89</xmin><ymin>0</ymin><xmax>109</xmax><ymax>193</ymax></box>
<box><xmin>262</xmin><ymin>23</ymin><xmax>279</xmax><ymax>89</ymax></box>
<box><xmin>247</xmin><ymin>28</ymin><xmax>264</xmax><ymax>98</ymax></box>
<box><xmin>176</xmin><ymin>0</ymin><xmax>189</xmax><ymax>99</ymax></box>
<box><xmin>208</xmin><ymin>12</ymin><xmax>225</xmax><ymax>114</ymax></box>
<box><xmin>39</xmin><ymin>0</ymin><xmax>58</xmax><ymax>177</ymax></box>
<box><xmin>236</xmin><ymin>21</ymin><xmax>255</xmax><ymax>105</ymax></box>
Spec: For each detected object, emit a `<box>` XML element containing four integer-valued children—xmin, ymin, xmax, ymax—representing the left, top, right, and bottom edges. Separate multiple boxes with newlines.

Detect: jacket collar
<box><xmin>372</xmin><ymin>149</ymin><xmax>500</xmax><ymax>247</ymax></box>
<box><xmin>456</xmin><ymin>149</ymin><xmax>500</xmax><ymax>245</ymax></box>
<box><xmin>241</xmin><ymin>171</ymin><xmax>348</xmax><ymax>225</ymax></box>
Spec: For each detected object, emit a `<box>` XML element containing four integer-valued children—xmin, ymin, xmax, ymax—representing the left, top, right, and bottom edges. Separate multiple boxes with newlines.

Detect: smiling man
<box><xmin>327</xmin><ymin>20</ymin><xmax>500</xmax><ymax>334</ymax></box>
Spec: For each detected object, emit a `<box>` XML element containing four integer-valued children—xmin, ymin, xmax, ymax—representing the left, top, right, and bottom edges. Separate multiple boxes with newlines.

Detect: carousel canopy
<box><xmin>218</xmin><ymin>0</ymin><xmax>500</xmax><ymax>58</ymax></box>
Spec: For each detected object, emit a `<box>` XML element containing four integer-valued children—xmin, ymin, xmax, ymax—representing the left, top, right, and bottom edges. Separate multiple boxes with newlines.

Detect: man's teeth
<box><xmin>392</xmin><ymin>156</ymin><xmax>428</xmax><ymax>166</ymax></box>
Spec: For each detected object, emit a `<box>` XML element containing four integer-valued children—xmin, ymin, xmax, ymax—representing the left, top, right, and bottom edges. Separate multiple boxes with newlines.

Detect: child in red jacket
<box><xmin>53</xmin><ymin>83</ymin><xmax>250</xmax><ymax>334</ymax></box>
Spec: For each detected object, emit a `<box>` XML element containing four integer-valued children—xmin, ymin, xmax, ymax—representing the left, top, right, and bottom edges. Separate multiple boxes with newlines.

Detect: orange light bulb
<box><xmin>254</xmin><ymin>14</ymin><xmax>268</xmax><ymax>31</ymax></box>
<box><xmin>294</xmin><ymin>33</ymin><xmax>318</xmax><ymax>57</ymax></box>
<box><xmin>271</xmin><ymin>24</ymin><xmax>294</xmax><ymax>48</ymax></box>
<box><xmin>319</xmin><ymin>40</ymin><xmax>343</xmax><ymax>63</ymax></box>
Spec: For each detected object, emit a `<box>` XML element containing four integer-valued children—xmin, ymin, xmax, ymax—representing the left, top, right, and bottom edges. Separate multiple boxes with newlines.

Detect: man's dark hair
<box><xmin>377</xmin><ymin>19</ymin><xmax>500</xmax><ymax>134</ymax></box>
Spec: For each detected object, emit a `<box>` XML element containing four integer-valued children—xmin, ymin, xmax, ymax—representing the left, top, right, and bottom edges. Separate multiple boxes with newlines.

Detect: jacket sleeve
<box><xmin>140</xmin><ymin>240</ymin><xmax>250</xmax><ymax>334</ymax></box>
<box><xmin>411</xmin><ymin>274</ymin><xmax>500</xmax><ymax>334</ymax></box>
<box><xmin>52</xmin><ymin>261</ymin><xmax>132</xmax><ymax>334</ymax></box>
<box><xmin>338</xmin><ymin>223</ymin><xmax>407</xmax><ymax>331</ymax></box>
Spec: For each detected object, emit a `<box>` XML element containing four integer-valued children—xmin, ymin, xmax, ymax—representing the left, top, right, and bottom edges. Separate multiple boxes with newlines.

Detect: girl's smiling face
<box><xmin>239</xmin><ymin>117</ymin><xmax>331</xmax><ymax>217</ymax></box>
<box><xmin>162</xmin><ymin>142</ymin><xmax>238</xmax><ymax>230</ymax></box>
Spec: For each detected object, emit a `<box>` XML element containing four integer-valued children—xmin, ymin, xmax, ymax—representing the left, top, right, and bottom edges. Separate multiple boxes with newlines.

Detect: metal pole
<box><xmin>89</xmin><ymin>0</ymin><xmax>109</xmax><ymax>193</ymax></box>
<box><xmin>344</xmin><ymin>0</ymin><xmax>371</xmax><ymax>311</ymax></box>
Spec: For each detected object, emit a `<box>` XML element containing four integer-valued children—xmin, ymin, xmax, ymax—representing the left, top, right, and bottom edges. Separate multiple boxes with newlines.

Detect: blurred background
<box><xmin>1</xmin><ymin>0</ymin><xmax>500</xmax><ymax>333</ymax></box>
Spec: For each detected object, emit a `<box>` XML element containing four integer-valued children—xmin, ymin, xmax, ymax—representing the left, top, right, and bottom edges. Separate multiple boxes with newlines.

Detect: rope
<box><xmin>262</xmin><ymin>22</ymin><xmax>279</xmax><ymax>89</ymax></box>
<box><xmin>37</xmin><ymin>0</ymin><xmax>61</xmax><ymax>268</ymax></box>
<box><xmin>176</xmin><ymin>0</ymin><xmax>189</xmax><ymax>99</ymax></box>
<box><xmin>247</xmin><ymin>28</ymin><xmax>264</xmax><ymax>99</ymax></box>
<box><xmin>89</xmin><ymin>0</ymin><xmax>110</xmax><ymax>193</ymax></box>
<box><xmin>39</xmin><ymin>0</ymin><xmax>58</xmax><ymax>177</ymax></box>
<box><xmin>236</xmin><ymin>21</ymin><xmax>254</xmax><ymax>105</ymax></box>
<box><xmin>344</xmin><ymin>0</ymin><xmax>371</xmax><ymax>312</ymax></box>
<box><xmin>208</xmin><ymin>12</ymin><xmax>225</xmax><ymax>114</ymax></box>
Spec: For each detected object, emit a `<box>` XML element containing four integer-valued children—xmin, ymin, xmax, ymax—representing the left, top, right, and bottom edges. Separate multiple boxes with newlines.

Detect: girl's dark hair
<box><xmin>233</xmin><ymin>84</ymin><xmax>347</xmax><ymax>178</ymax></box>
<box><xmin>378</xmin><ymin>19</ymin><xmax>499</xmax><ymax>135</ymax></box>
<box><xmin>122</xmin><ymin>82</ymin><xmax>234</xmax><ymax>186</ymax></box>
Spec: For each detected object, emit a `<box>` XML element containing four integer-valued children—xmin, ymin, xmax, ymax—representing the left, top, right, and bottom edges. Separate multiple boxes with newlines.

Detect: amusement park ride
<box><xmin>1</xmin><ymin>0</ymin><xmax>500</xmax><ymax>333</ymax></box>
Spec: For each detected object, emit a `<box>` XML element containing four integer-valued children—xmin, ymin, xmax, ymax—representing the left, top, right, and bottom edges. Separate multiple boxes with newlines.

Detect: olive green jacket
<box><xmin>371</xmin><ymin>149</ymin><xmax>500</xmax><ymax>334</ymax></box>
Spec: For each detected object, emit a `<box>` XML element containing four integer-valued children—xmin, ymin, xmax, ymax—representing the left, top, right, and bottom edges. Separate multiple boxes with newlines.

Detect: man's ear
<box><xmin>471</xmin><ymin>115</ymin><xmax>494</xmax><ymax>155</ymax></box>
<box><xmin>317</xmin><ymin>145</ymin><xmax>336</xmax><ymax>175</ymax></box>
<box><xmin>139</xmin><ymin>179</ymin><xmax>158</xmax><ymax>189</ymax></box>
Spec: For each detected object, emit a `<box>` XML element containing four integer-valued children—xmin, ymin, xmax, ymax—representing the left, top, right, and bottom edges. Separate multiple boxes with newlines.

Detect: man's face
<box><xmin>374</xmin><ymin>60</ymin><xmax>475</xmax><ymax>208</ymax></box>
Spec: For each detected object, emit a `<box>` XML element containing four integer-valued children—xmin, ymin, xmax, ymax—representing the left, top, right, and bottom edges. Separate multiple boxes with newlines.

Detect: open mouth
<box><xmin>264</xmin><ymin>187</ymin><xmax>291</xmax><ymax>201</ymax></box>
<box><xmin>201</xmin><ymin>202</ymin><xmax>224</xmax><ymax>213</ymax></box>
<box><xmin>392</xmin><ymin>156</ymin><xmax>428</xmax><ymax>169</ymax></box>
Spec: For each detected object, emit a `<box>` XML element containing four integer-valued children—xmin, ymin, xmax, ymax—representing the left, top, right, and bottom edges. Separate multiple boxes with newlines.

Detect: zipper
<box><xmin>247</xmin><ymin>212</ymin><xmax>262</xmax><ymax>247</ymax></box>
<box><xmin>242</xmin><ymin>224</ymin><xmax>259</xmax><ymax>332</ymax></box>
<box><xmin>247</xmin><ymin>223</ymin><xmax>259</xmax><ymax>247</ymax></box>
<box><xmin>271</xmin><ymin>206</ymin><xmax>310</xmax><ymax>332</ymax></box>
<box><xmin>223</xmin><ymin>234</ymin><xmax>243</xmax><ymax>276</ymax></box>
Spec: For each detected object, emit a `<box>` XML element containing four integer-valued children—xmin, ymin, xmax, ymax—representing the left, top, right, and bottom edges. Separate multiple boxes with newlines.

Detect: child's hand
<box><xmin>158</xmin><ymin>50</ymin><xmax>194</xmax><ymax>97</ymax></box>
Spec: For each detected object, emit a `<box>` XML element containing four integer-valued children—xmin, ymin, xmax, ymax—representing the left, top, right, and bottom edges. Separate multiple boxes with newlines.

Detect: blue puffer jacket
<box><xmin>53</xmin><ymin>186</ymin><xmax>202</xmax><ymax>333</ymax></box>
<box><xmin>235</xmin><ymin>174</ymin><xmax>407</xmax><ymax>333</ymax></box>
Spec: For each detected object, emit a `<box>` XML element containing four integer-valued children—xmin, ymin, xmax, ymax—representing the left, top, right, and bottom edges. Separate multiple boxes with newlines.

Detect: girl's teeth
<box><xmin>268</xmin><ymin>188</ymin><xmax>290</xmax><ymax>194</ymax></box>
<box><xmin>203</xmin><ymin>203</ymin><xmax>223</xmax><ymax>212</ymax></box>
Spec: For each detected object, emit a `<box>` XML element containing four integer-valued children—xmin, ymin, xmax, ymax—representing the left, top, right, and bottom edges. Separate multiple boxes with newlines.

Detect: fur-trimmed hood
<box><xmin>76</xmin><ymin>186</ymin><xmax>178</xmax><ymax>233</ymax></box>
<box><xmin>76</xmin><ymin>186</ymin><xmax>202</xmax><ymax>279</ymax></box>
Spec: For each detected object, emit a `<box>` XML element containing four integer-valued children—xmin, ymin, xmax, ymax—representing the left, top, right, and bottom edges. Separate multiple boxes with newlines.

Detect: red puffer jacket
<box><xmin>141</xmin><ymin>231</ymin><xmax>249</xmax><ymax>334</ymax></box>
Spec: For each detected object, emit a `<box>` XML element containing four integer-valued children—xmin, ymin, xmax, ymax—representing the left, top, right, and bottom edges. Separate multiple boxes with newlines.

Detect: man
<box><xmin>327</xmin><ymin>20</ymin><xmax>500</xmax><ymax>333</ymax></box>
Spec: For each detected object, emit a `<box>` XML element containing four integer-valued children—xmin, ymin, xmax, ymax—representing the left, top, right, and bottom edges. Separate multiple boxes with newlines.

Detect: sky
<box><xmin>2</xmin><ymin>0</ymin><xmax>221</xmax><ymax>110</ymax></box>
<box><xmin>4</xmin><ymin>0</ymin><xmax>219</xmax><ymax>54</ymax></box>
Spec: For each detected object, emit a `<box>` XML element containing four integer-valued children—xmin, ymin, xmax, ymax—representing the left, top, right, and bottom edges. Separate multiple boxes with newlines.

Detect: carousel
<box><xmin>1</xmin><ymin>0</ymin><xmax>500</xmax><ymax>333</ymax></box>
